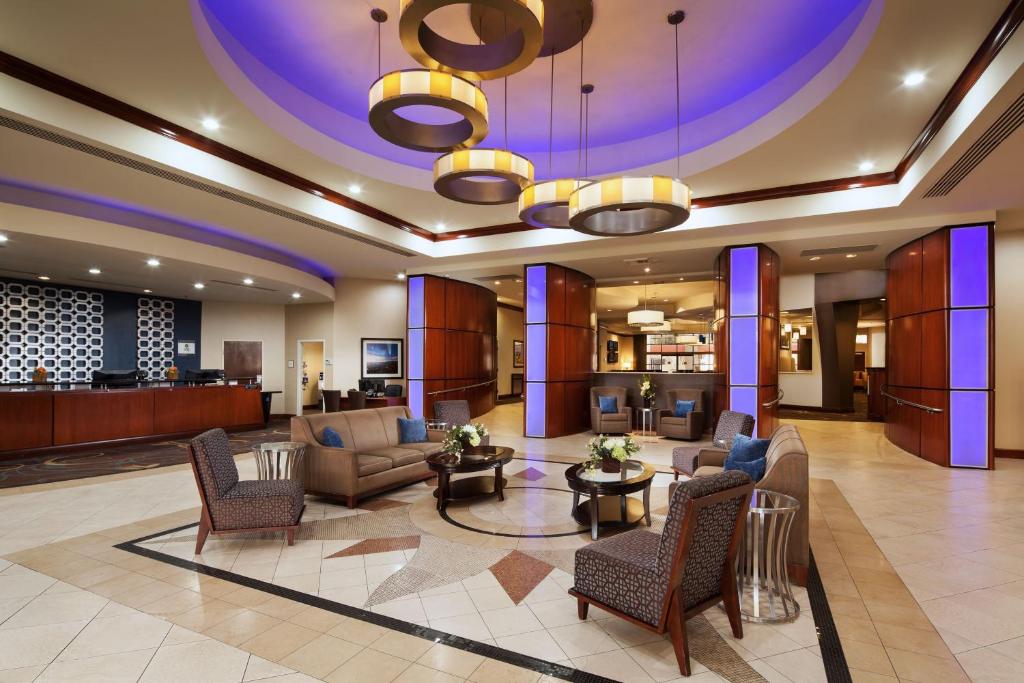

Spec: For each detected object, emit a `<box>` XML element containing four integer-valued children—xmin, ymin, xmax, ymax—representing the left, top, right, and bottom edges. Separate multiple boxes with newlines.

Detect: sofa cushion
<box><xmin>398</xmin><ymin>441</ymin><xmax>445</xmax><ymax>457</ymax></box>
<box><xmin>674</xmin><ymin>399</ymin><xmax>696</xmax><ymax>417</ymax></box>
<box><xmin>210</xmin><ymin>479</ymin><xmax>304</xmax><ymax>530</ymax></box>
<box><xmin>377</xmin><ymin>406</ymin><xmax>412</xmax><ymax>446</ymax></box>
<box><xmin>693</xmin><ymin>465</ymin><xmax>724</xmax><ymax>477</ymax></box>
<box><xmin>363</xmin><ymin>447</ymin><xmax>424</xmax><ymax>468</ymax></box>
<box><xmin>357</xmin><ymin>454</ymin><xmax>392</xmax><ymax>476</ymax></box>
<box><xmin>345</xmin><ymin>409</ymin><xmax>390</xmax><ymax>452</ymax></box>
<box><xmin>398</xmin><ymin>417</ymin><xmax>427</xmax><ymax>444</ymax></box>
<box><xmin>320</xmin><ymin>426</ymin><xmax>344</xmax><ymax>448</ymax></box>
<box><xmin>598</xmin><ymin>395</ymin><xmax>619</xmax><ymax>414</ymax></box>
<box><xmin>303</xmin><ymin>413</ymin><xmax>354</xmax><ymax>451</ymax></box>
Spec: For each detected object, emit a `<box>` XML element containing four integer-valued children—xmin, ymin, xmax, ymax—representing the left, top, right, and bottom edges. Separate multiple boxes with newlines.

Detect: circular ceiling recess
<box><xmin>193</xmin><ymin>0</ymin><xmax>881</xmax><ymax>190</ymax></box>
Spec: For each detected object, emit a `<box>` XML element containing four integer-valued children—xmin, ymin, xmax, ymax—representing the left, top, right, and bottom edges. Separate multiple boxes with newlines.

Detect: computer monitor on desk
<box><xmin>358</xmin><ymin>378</ymin><xmax>385</xmax><ymax>396</ymax></box>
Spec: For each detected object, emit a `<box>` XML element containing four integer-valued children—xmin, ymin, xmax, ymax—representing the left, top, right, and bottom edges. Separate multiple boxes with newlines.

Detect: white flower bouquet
<box><xmin>587</xmin><ymin>434</ymin><xmax>641</xmax><ymax>473</ymax></box>
<box><xmin>442</xmin><ymin>422</ymin><xmax>489</xmax><ymax>456</ymax></box>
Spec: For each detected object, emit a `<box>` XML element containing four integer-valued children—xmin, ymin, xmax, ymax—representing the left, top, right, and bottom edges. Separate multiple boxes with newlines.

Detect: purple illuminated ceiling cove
<box><xmin>950</xmin><ymin>226</ymin><xmax>990</xmax><ymax>308</ymax></box>
<box><xmin>729</xmin><ymin>247</ymin><xmax>759</xmax><ymax>317</ymax></box>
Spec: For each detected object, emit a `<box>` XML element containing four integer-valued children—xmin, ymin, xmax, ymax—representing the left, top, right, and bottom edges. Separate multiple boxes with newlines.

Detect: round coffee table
<box><xmin>426</xmin><ymin>446</ymin><xmax>514</xmax><ymax>511</ymax></box>
<box><xmin>565</xmin><ymin>460</ymin><xmax>656</xmax><ymax>540</ymax></box>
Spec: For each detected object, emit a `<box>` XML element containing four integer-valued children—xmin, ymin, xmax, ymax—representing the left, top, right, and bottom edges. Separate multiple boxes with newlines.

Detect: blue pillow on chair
<box><xmin>598</xmin><ymin>395</ymin><xmax>619</xmax><ymax>414</ymax></box>
<box><xmin>398</xmin><ymin>417</ymin><xmax>428</xmax><ymax>443</ymax></box>
<box><xmin>673</xmin><ymin>399</ymin><xmax>696</xmax><ymax>417</ymax></box>
<box><xmin>725</xmin><ymin>456</ymin><xmax>767</xmax><ymax>481</ymax></box>
<box><xmin>320</xmin><ymin>426</ymin><xmax>344</xmax><ymax>448</ymax></box>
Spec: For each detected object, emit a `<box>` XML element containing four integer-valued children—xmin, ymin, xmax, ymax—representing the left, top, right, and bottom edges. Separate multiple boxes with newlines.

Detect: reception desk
<box><xmin>0</xmin><ymin>384</ymin><xmax>264</xmax><ymax>455</ymax></box>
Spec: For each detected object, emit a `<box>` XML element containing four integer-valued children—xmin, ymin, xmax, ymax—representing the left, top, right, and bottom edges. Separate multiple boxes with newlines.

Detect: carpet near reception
<box><xmin>0</xmin><ymin>401</ymin><xmax>993</xmax><ymax>683</ymax></box>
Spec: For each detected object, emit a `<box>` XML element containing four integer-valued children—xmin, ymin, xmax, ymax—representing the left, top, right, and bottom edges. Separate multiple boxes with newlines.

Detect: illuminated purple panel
<box><xmin>950</xmin><ymin>309</ymin><xmax>988</xmax><ymax>390</ymax></box>
<box><xmin>408</xmin><ymin>380</ymin><xmax>424</xmax><ymax>419</ymax></box>
<box><xmin>730</xmin><ymin>386</ymin><xmax>759</xmax><ymax>434</ymax></box>
<box><xmin>950</xmin><ymin>391</ymin><xmax>988</xmax><ymax>468</ymax></box>
<box><xmin>407</xmin><ymin>276</ymin><xmax>425</xmax><ymax>329</ymax></box>
<box><xmin>950</xmin><ymin>226</ymin><xmax>989</xmax><ymax>308</ymax></box>
<box><xmin>729</xmin><ymin>317</ymin><xmax>759</xmax><ymax>386</ymax></box>
<box><xmin>526</xmin><ymin>324</ymin><xmax>547</xmax><ymax>382</ymax></box>
<box><xmin>729</xmin><ymin>247</ymin><xmax>759</xmax><ymax>317</ymax></box>
<box><xmin>526</xmin><ymin>266</ymin><xmax>547</xmax><ymax>324</ymax></box>
<box><xmin>525</xmin><ymin>383</ymin><xmax>546</xmax><ymax>437</ymax></box>
<box><xmin>407</xmin><ymin>328</ymin><xmax>424</xmax><ymax>381</ymax></box>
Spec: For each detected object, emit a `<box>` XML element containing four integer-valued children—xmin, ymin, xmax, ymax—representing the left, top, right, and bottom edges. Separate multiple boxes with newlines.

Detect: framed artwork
<box><xmin>361</xmin><ymin>338</ymin><xmax>403</xmax><ymax>378</ymax></box>
<box><xmin>177</xmin><ymin>340</ymin><xmax>196</xmax><ymax>355</ymax></box>
<box><xmin>512</xmin><ymin>339</ymin><xmax>524</xmax><ymax>368</ymax></box>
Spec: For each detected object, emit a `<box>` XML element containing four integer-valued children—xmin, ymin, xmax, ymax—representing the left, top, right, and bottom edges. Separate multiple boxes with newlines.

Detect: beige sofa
<box><xmin>291</xmin><ymin>406</ymin><xmax>443</xmax><ymax>508</ymax></box>
<box><xmin>680</xmin><ymin>423</ymin><xmax>809</xmax><ymax>585</ymax></box>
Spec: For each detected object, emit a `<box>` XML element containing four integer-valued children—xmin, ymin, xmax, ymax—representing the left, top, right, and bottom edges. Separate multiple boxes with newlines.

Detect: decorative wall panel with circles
<box><xmin>136</xmin><ymin>297</ymin><xmax>175</xmax><ymax>378</ymax></box>
<box><xmin>0</xmin><ymin>281</ymin><xmax>104</xmax><ymax>383</ymax></box>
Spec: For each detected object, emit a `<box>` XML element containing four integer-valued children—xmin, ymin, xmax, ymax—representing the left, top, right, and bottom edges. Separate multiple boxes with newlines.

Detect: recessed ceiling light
<box><xmin>494</xmin><ymin>280</ymin><xmax>501</xmax><ymax>285</ymax></box>
<box><xmin>242</xmin><ymin>277</ymin><xmax>254</xmax><ymax>285</ymax></box>
<box><xmin>397</xmin><ymin>273</ymin><xmax>406</xmax><ymax>280</ymax></box>
<box><xmin>348</xmin><ymin>184</ymin><xmax>362</xmax><ymax>195</ymax></box>
<box><xmin>880</xmin><ymin>297</ymin><xmax>886</xmax><ymax>301</ymax></box>
<box><xmin>201</xmin><ymin>117</ymin><xmax>220</xmax><ymax>131</ymax></box>
<box><xmin>0</xmin><ymin>234</ymin><xmax>8</xmax><ymax>243</ymax></box>
<box><xmin>845</xmin><ymin>253</ymin><xmax>858</xmax><ymax>258</ymax></box>
<box><xmin>632</xmin><ymin>280</ymin><xmax>640</xmax><ymax>284</ymax></box>
<box><xmin>903</xmin><ymin>71</ymin><xmax>926</xmax><ymax>87</ymax></box>
<box><xmin>678</xmin><ymin>277</ymin><xmax>684</xmax><ymax>281</ymax></box>
<box><xmin>88</xmin><ymin>268</ymin><xmax>101</xmax><ymax>275</ymax></box>
<box><xmin>436</xmin><ymin>222</ymin><xmax>446</xmax><ymax>230</ymax></box>
<box><xmin>143</xmin><ymin>289</ymin><xmax>152</xmax><ymax>293</ymax></box>
<box><xmin>606</xmin><ymin>309</ymin><xmax>612</xmax><ymax>312</ymax></box>
<box><xmin>643</xmin><ymin>267</ymin><xmax>651</xmax><ymax>273</ymax></box>
<box><xmin>146</xmin><ymin>258</ymin><xmax>160</xmax><ymax>267</ymax></box>
<box><xmin>516</xmin><ymin>279</ymin><xmax>522</xmax><ymax>283</ymax></box>
<box><xmin>291</xmin><ymin>292</ymin><xmax>302</xmax><ymax>299</ymax></box>
<box><xmin>194</xmin><ymin>282</ymin><xmax>205</xmax><ymax>289</ymax></box>
<box><xmin>37</xmin><ymin>275</ymin><xmax>50</xmax><ymax>281</ymax></box>
<box><xmin>858</xmin><ymin>161</ymin><xmax>875</xmax><ymax>172</ymax></box>
<box><xmin>662</xmin><ymin>299</ymin><xmax>669</xmax><ymax>302</ymax></box>
<box><xmin>809</xmin><ymin>256</ymin><xmax>821</xmax><ymax>261</ymax></box>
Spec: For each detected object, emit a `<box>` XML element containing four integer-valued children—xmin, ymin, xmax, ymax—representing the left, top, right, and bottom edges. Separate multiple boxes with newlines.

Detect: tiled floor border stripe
<box><xmin>114</xmin><ymin>523</ymin><xmax>617</xmax><ymax>683</ymax></box>
<box><xmin>806</xmin><ymin>552</ymin><xmax>851</xmax><ymax>683</ymax></box>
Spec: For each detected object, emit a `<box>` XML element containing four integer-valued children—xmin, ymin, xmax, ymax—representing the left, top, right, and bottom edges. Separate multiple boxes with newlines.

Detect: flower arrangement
<box><xmin>639</xmin><ymin>373</ymin><xmax>656</xmax><ymax>406</ymax></box>
<box><xmin>587</xmin><ymin>434</ymin><xmax>641</xmax><ymax>473</ymax></box>
<box><xmin>442</xmin><ymin>422</ymin><xmax>489</xmax><ymax>457</ymax></box>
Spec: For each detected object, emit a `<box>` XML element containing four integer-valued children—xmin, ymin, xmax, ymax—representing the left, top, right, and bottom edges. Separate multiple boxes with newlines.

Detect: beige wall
<box><xmin>200</xmin><ymin>302</ymin><xmax>286</xmax><ymax>413</ymax></box>
<box><xmin>598</xmin><ymin>328</ymin><xmax>636</xmax><ymax>372</ymax></box>
<box><xmin>285</xmin><ymin>303</ymin><xmax>334</xmax><ymax>415</ymax></box>
<box><xmin>333</xmin><ymin>278</ymin><xmax>407</xmax><ymax>393</ymax></box>
<box><xmin>497</xmin><ymin>305</ymin><xmax>524</xmax><ymax>396</ymax></box>
<box><xmin>996</xmin><ymin>227</ymin><xmax>1024</xmax><ymax>452</ymax></box>
<box><xmin>779</xmin><ymin>274</ymin><xmax>822</xmax><ymax>407</ymax></box>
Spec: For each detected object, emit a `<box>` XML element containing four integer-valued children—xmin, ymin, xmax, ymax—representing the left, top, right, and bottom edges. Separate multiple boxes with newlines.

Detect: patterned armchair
<box><xmin>590</xmin><ymin>386</ymin><xmax>630</xmax><ymax>434</ymax></box>
<box><xmin>658</xmin><ymin>389</ymin><xmax>705</xmax><ymax>441</ymax></box>
<box><xmin>433</xmin><ymin>400</ymin><xmax>489</xmax><ymax>446</ymax></box>
<box><xmin>671</xmin><ymin>410</ymin><xmax>755</xmax><ymax>479</ymax></box>
<box><xmin>570</xmin><ymin>471</ymin><xmax>753</xmax><ymax>676</ymax></box>
<box><xmin>187</xmin><ymin>428</ymin><xmax>305</xmax><ymax>554</ymax></box>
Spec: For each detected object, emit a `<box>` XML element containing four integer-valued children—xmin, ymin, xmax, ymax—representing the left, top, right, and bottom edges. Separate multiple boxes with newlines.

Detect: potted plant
<box><xmin>639</xmin><ymin>373</ymin><xmax>656</xmax><ymax>408</ymax></box>
<box><xmin>587</xmin><ymin>434</ymin><xmax>641</xmax><ymax>473</ymax></box>
<box><xmin>442</xmin><ymin>422</ymin><xmax>489</xmax><ymax>457</ymax></box>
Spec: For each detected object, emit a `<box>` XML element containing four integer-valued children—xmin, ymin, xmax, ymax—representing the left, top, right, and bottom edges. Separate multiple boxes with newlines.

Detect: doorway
<box><xmin>297</xmin><ymin>340</ymin><xmax>325</xmax><ymax>416</ymax></box>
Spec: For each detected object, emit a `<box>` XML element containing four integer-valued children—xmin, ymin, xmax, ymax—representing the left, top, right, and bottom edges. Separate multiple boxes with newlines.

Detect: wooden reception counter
<box><xmin>0</xmin><ymin>384</ymin><xmax>264</xmax><ymax>455</ymax></box>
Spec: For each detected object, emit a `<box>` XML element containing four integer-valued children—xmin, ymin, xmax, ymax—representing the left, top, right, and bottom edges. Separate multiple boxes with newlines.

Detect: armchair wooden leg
<box><xmin>721</xmin><ymin>573</ymin><xmax>744</xmax><ymax>639</ymax></box>
<box><xmin>195</xmin><ymin>516</ymin><xmax>211</xmax><ymax>555</ymax></box>
<box><xmin>577</xmin><ymin>597</ymin><xmax>589</xmax><ymax>620</ymax></box>
<box><xmin>667</xmin><ymin>592</ymin><xmax>691</xmax><ymax>676</ymax></box>
<box><xmin>346</xmin><ymin>495</ymin><xmax>358</xmax><ymax>509</ymax></box>
<box><xmin>286</xmin><ymin>528</ymin><xmax>296</xmax><ymax>546</ymax></box>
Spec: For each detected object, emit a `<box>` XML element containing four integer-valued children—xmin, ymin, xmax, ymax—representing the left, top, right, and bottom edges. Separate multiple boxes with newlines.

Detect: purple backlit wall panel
<box><xmin>730</xmin><ymin>387</ymin><xmax>759</xmax><ymax>433</ymax></box>
<box><xmin>950</xmin><ymin>226</ymin><xmax>990</xmax><ymax>308</ymax></box>
<box><xmin>407</xmin><ymin>329</ymin><xmax>424</xmax><ymax>383</ymax></box>
<box><xmin>407</xmin><ymin>276</ymin><xmax>424</xmax><ymax>328</ymax></box>
<box><xmin>950</xmin><ymin>391</ymin><xmax>988</xmax><ymax>468</ymax></box>
<box><xmin>525</xmin><ymin>383</ymin><xmax>546</xmax><ymax>438</ymax></box>
<box><xmin>525</xmin><ymin>265</ymin><xmax>548</xmax><ymax>437</ymax></box>
<box><xmin>526</xmin><ymin>266</ymin><xmax>547</xmax><ymax>324</ymax></box>
<box><xmin>408</xmin><ymin>380</ymin><xmax>424</xmax><ymax>420</ymax></box>
<box><xmin>406</xmin><ymin>276</ymin><xmax>425</xmax><ymax>418</ymax></box>
<box><xmin>526</xmin><ymin>325</ymin><xmax>546</xmax><ymax>383</ymax></box>
<box><xmin>949</xmin><ymin>309</ymin><xmax>988</xmax><ymax>390</ymax></box>
<box><xmin>730</xmin><ymin>247</ymin><xmax>759</xmax><ymax>317</ymax></box>
<box><xmin>729</xmin><ymin>317</ymin><xmax>759</xmax><ymax>387</ymax></box>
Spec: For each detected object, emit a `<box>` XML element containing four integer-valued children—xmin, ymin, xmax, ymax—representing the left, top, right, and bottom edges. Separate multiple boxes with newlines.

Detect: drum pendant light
<box><xmin>628</xmin><ymin>281</ymin><xmax>665</xmax><ymax>327</ymax></box>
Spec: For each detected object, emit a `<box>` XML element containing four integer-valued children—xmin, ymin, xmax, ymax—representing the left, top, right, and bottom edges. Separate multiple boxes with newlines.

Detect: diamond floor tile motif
<box><xmin>489</xmin><ymin>550</ymin><xmax>554</xmax><ymax>604</ymax></box>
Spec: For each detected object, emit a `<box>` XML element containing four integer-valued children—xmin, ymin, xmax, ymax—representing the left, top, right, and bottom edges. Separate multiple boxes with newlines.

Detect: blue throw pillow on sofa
<box><xmin>673</xmin><ymin>399</ymin><xmax>696</xmax><ymax>417</ymax></box>
<box><xmin>725</xmin><ymin>456</ymin><xmax>767</xmax><ymax>481</ymax></box>
<box><xmin>727</xmin><ymin>433</ymin><xmax>770</xmax><ymax>462</ymax></box>
<box><xmin>320</xmin><ymin>426</ymin><xmax>344</xmax><ymax>448</ymax></box>
<box><xmin>598</xmin><ymin>395</ymin><xmax>618</xmax><ymax>414</ymax></box>
<box><xmin>398</xmin><ymin>417</ymin><xmax>427</xmax><ymax>443</ymax></box>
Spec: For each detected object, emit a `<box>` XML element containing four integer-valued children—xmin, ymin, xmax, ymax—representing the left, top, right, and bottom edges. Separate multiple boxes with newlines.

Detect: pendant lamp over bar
<box><xmin>368</xmin><ymin>69</ymin><xmax>489</xmax><ymax>152</ymax></box>
<box><xmin>627</xmin><ymin>281</ymin><xmax>665</xmax><ymax>327</ymax></box>
<box><xmin>399</xmin><ymin>0</ymin><xmax>544</xmax><ymax>80</ymax></box>
<box><xmin>434</xmin><ymin>148</ymin><xmax>534</xmax><ymax>204</ymax></box>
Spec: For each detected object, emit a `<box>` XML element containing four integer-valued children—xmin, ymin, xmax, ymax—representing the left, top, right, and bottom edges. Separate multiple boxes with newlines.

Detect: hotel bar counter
<box><xmin>593</xmin><ymin>371</ymin><xmax>722</xmax><ymax>423</ymax></box>
<box><xmin>0</xmin><ymin>384</ymin><xmax>265</xmax><ymax>455</ymax></box>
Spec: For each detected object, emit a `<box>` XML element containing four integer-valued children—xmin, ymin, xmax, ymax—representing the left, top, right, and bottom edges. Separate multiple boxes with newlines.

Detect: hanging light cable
<box><xmin>568</xmin><ymin>10</ymin><xmax>692</xmax><ymax>237</ymax></box>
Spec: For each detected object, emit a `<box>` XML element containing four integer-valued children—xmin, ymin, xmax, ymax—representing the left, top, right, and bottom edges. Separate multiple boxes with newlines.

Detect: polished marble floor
<box><xmin>0</xmin><ymin>405</ymin><xmax>1019</xmax><ymax>681</ymax></box>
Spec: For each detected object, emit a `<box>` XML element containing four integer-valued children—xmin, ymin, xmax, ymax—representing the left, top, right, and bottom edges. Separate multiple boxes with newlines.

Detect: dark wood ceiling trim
<box><xmin>0</xmin><ymin>49</ymin><xmax>435</xmax><ymax>242</ymax></box>
<box><xmin>894</xmin><ymin>0</ymin><xmax>1024</xmax><ymax>180</ymax></box>
<box><xmin>497</xmin><ymin>300</ymin><xmax>524</xmax><ymax>312</ymax></box>
<box><xmin>2</xmin><ymin>0</ymin><xmax>1021</xmax><ymax>244</ymax></box>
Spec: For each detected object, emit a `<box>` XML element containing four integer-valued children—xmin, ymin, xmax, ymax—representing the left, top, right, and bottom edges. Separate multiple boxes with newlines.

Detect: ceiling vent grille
<box><xmin>924</xmin><ymin>89</ymin><xmax>1024</xmax><ymax>198</ymax></box>
<box><xmin>473</xmin><ymin>274</ymin><xmax>521</xmax><ymax>282</ymax></box>
<box><xmin>799</xmin><ymin>245</ymin><xmax>877</xmax><ymax>257</ymax></box>
<box><xmin>0</xmin><ymin>114</ymin><xmax>416</xmax><ymax>257</ymax></box>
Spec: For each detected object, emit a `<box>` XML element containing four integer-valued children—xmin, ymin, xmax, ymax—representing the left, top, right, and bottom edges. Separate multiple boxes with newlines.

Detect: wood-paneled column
<box><xmin>524</xmin><ymin>264</ymin><xmax>596</xmax><ymax>438</ymax></box>
<box><xmin>713</xmin><ymin>245</ymin><xmax>780</xmax><ymax>437</ymax></box>
<box><xmin>885</xmin><ymin>223</ymin><xmax>993</xmax><ymax>468</ymax></box>
<box><xmin>407</xmin><ymin>275</ymin><xmax>496</xmax><ymax>420</ymax></box>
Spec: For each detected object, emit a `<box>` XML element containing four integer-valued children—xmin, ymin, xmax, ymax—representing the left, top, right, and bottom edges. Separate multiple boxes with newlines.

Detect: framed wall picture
<box><xmin>177</xmin><ymin>340</ymin><xmax>196</xmax><ymax>355</ymax></box>
<box><xmin>361</xmin><ymin>338</ymin><xmax>403</xmax><ymax>378</ymax></box>
<box><xmin>512</xmin><ymin>339</ymin><xmax>524</xmax><ymax>368</ymax></box>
